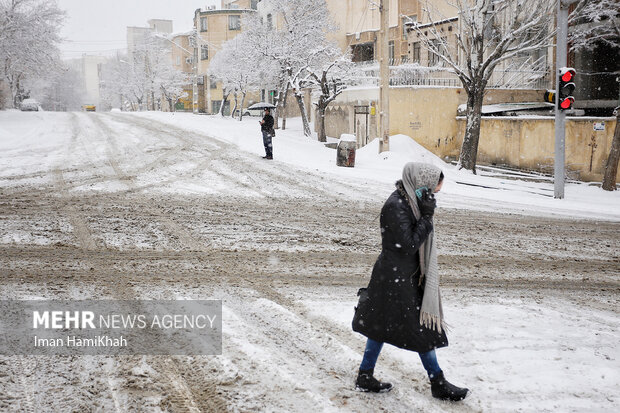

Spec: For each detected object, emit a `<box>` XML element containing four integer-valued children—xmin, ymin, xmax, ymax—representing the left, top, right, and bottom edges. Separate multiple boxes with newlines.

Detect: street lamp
<box><xmin>118</xmin><ymin>58</ymin><xmax>132</xmax><ymax>111</ymax></box>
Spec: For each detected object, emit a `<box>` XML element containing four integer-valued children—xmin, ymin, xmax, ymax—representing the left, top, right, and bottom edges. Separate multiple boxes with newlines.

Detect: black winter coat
<box><xmin>261</xmin><ymin>114</ymin><xmax>274</xmax><ymax>131</ymax></box>
<box><xmin>352</xmin><ymin>183</ymin><xmax>449</xmax><ymax>352</ymax></box>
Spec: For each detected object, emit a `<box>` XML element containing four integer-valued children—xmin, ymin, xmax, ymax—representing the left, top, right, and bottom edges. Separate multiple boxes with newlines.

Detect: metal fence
<box><xmin>348</xmin><ymin>61</ymin><xmax>552</xmax><ymax>90</ymax></box>
<box><xmin>487</xmin><ymin>69</ymin><xmax>551</xmax><ymax>90</ymax></box>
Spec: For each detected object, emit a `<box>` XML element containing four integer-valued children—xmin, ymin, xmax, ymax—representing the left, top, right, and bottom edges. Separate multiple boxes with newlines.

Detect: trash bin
<box><xmin>337</xmin><ymin>135</ymin><xmax>356</xmax><ymax>167</ymax></box>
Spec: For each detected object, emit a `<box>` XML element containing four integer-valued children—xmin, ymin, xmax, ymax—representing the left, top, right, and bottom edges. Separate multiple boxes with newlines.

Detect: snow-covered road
<box><xmin>0</xmin><ymin>111</ymin><xmax>618</xmax><ymax>412</ymax></box>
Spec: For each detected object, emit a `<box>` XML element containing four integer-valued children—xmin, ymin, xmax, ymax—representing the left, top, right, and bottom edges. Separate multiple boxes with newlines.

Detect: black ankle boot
<box><xmin>429</xmin><ymin>371</ymin><xmax>468</xmax><ymax>401</ymax></box>
<box><xmin>356</xmin><ymin>368</ymin><xmax>393</xmax><ymax>393</ymax></box>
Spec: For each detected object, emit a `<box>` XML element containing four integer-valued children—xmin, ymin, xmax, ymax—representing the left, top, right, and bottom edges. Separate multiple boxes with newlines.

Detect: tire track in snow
<box><xmin>4</xmin><ymin>357</ymin><xmax>37</xmax><ymax>413</ymax></box>
<box><xmin>51</xmin><ymin>118</ymin><xmax>99</xmax><ymax>250</ymax></box>
<box><xmin>111</xmin><ymin>114</ymin><xmax>378</xmax><ymax>201</ymax></box>
<box><xmin>218</xmin><ymin>284</ymin><xmax>420</xmax><ymax>412</ymax></box>
<box><xmin>99</xmin><ymin>113</ymin><xmax>263</xmax><ymax>197</ymax></box>
<box><xmin>239</xmin><ymin>282</ymin><xmax>466</xmax><ymax>412</ymax></box>
<box><xmin>50</xmin><ymin>113</ymin><xmax>116</xmax><ymax>190</ymax></box>
<box><xmin>95</xmin><ymin>114</ymin><xmax>196</xmax><ymax>179</ymax></box>
<box><xmin>86</xmin><ymin>114</ymin><xmax>136</xmax><ymax>187</ymax></box>
<box><xmin>59</xmin><ymin>113</ymin><xmax>134</xmax><ymax>190</ymax></box>
<box><xmin>106</xmin><ymin>113</ymin><xmax>296</xmax><ymax>198</ymax></box>
<box><xmin>129</xmin><ymin>285</ymin><xmax>229</xmax><ymax>412</ymax></box>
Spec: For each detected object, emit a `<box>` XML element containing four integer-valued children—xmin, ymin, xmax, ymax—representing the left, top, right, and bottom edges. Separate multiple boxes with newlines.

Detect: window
<box><xmin>403</xmin><ymin>15</ymin><xmax>416</xmax><ymax>40</ymax></box>
<box><xmin>266</xmin><ymin>14</ymin><xmax>273</xmax><ymax>29</ymax></box>
<box><xmin>251</xmin><ymin>0</ymin><xmax>259</xmax><ymax>9</ymax></box>
<box><xmin>412</xmin><ymin>42</ymin><xmax>420</xmax><ymax>63</ymax></box>
<box><xmin>428</xmin><ymin>38</ymin><xmax>446</xmax><ymax>66</ymax></box>
<box><xmin>176</xmin><ymin>56</ymin><xmax>181</xmax><ymax>66</ymax></box>
<box><xmin>229</xmin><ymin>15</ymin><xmax>241</xmax><ymax>30</ymax></box>
<box><xmin>210</xmin><ymin>77</ymin><xmax>217</xmax><ymax>89</ymax></box>
<box><xmin>200</xmin><ymin>17</ymin><xmax>208</xmax><ymax>32</ymax></box>
<box><xmin>351</xmin><ymin>43</ymin><xmax>374</xmax><ymax>62</ymax></box>
<box><xmin>201</xmin><ymin>45</ymin><xmax>208</xmax><ymax>60</ymax></box>
<box><xmin>388</xmin><ymin>41</ymin><xmax>395</xmax><ymax>62</ymax></box>
<box><xmin>428</xmin><ymin>40</ymin><xmax>439</xmax><ymax>66</ymax></box>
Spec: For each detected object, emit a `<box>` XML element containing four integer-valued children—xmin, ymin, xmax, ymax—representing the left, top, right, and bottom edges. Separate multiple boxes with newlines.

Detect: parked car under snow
<box><xmin>20</xmin><ymin>99</ymin><xmax>39</xmax><ymax>111</ymax></box>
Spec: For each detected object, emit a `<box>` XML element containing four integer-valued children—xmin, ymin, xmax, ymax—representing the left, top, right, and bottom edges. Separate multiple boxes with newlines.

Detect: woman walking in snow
<box><xmin>352</xmin><ymin>162</ymin><xmax>468</xmax><ymax>401</ymax></box>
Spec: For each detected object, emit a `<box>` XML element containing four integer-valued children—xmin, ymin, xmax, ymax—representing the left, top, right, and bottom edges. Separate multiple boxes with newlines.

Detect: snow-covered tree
<box><xmin>99</xmin><ymin>34</ymin><xmax>189</xmax><ymax>112</ymax></box>
<box><xmin>145</xmin><ymin>35</ymin><xmax>190</xmax><ymax>112</ymax></box>
<box><xmin>569</xmin><ymin>0</ymin><xmax>620</xmax><ymax>52</ymax></box>
<box><xmin>410</xmin><ymin>0</ymin><xmax>555</xmax><ymax>173</ymax></box>
<box><xmin>307</xmin><ymin>56</ymin><xmax>352</xmax><ymax>142</ymax></box>
<box><xmin>209</xmin><ymin>48</ymin><xmax>238</xmax><ymax>117</ymax></box>
<box><xmin>209</xmin><ymin>33</ymin><xmax>268</xmax><ymax>121</ymax></box>
<box><xmin>26</xmin><ymin>64</ymin><xmax>85</xmax><ymax>111</ymax></box>
<box><xmin>158</xmin><ymin>65</ymin><xmax>189</xmax><ymax>112</ymax></box>
<box><xmin>242</xmin><ymin>0</ymin><xmax>347</xmax><ymax>138</ymax></box>
<box><xmin>99</xmin><ymin>56</ymin><xmax>146</xmax><ymax>111</ymax></box>
<box><xmin>133</xmin><ymin>34</ymin><xmax>169</xmax><ymax>111</ymax></box>
<box><xmin>0</xmin><ymin>0</ymin><xmax>65</xmax><ymax>107</ymax></box>
<box><xmin>569</xmin><ymin>0</ymin><xmax>620</xmax><ymax>191</ymax></box>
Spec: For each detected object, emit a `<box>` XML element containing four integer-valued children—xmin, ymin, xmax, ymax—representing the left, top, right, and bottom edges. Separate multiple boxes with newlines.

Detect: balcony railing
<box><xmin>347</xmin><ymin>60</ymin><xmax>552</xmax><ymax>90</ymax></box>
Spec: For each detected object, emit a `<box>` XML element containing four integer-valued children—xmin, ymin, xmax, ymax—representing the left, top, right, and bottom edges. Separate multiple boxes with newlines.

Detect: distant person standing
<box><xmin>260</xmin><ymin>108</ymin><xmax>274</xmax><ymax>160</ymax></box>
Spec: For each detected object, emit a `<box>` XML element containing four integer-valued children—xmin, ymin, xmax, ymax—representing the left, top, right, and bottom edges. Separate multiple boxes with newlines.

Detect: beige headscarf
<box><xmin>401</xmin><ymin>162</ymin><xmax>445</xmax><ymax>333</ymax></box>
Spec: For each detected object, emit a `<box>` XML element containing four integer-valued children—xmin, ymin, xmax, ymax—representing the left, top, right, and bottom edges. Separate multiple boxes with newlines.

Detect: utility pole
<box><xmin>191</xmin><ymin>29</ymin><xmax>199</xmax><ymax>114</ymax></box>
<box><xmin>554</xmin><ymin>0</ymin><xmax>578</xmax><ymax>199</ymax></box>
<box><xmin>116</xmin><ymin>51</ymin><xmax>123</xmax><ymax>111</ymax></box>
<box><xmin>379</xmin><ymin>0</ymin><xmax>390</xmax><ymax>153</ymax></box>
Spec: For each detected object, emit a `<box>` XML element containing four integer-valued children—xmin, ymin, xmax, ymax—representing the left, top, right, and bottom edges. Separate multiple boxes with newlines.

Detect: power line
<box><xmin>64</xmin><ymin>40</ymin><xmax>127</xmax><ymax>44</ymax></box>
<box><xmin>61</xmin><ymin>48</ymin><xmax>127</xmax><ymax>53</ymax></box>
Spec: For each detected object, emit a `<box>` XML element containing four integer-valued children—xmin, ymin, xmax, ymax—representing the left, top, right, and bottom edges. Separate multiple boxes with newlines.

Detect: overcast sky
<box><xmin>57</xmin><ymin>0</ymin><xmax>219</xmax><ymax>60</ymax></box>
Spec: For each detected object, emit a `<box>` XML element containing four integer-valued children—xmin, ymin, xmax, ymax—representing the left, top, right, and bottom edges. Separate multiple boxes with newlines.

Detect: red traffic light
<box><xmin>560</xmin><ymin>96</ymin><xmax>574</xmax><ymax>109</ymax></box>
<box><xmin>559</xmin><ymin>67</ymin><xmax>575</xmax><ymax>82</ymax></box>
<box><xmin>558</xmin><ymin>67</ymin><xmax>576</xmax><ymax>111</ymax></box>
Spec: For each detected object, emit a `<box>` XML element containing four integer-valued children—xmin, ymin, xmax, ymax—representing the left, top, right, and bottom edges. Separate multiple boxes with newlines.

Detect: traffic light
<box><xmin>557</xmin><ymin>67</ymin><xmax>575</xmax><ymax>111</ymax></box>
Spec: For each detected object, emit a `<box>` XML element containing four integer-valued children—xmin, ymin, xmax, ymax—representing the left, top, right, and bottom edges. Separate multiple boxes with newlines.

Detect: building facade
<box><xmin>325</xmin><ymin>0</ymin><xmax>420</xmax><ymax>64</ymax></box>
<box><xmin>65</xmin><ymin>54</ymin><xmax>108</xmax><ymax>108</ymax></box>
<box><xmin>127</xmin><ymin>19</ymin><xmax>173</xmax><ymax>64</ymax></box>
<box><xmin>193</xmin><ymin>2</ymin><xmax>255</xmax><ymax>113</ymax></box>
<box><xmin>169</xmin><ymin>32</ymin><xmax>194</xmax><ymax>111</ymax></box>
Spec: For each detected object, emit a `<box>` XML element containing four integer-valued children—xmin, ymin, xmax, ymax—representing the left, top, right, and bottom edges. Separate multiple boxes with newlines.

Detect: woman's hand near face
<box><xmin>418</xmin><ymin>190</ymin><xmax>437</xmax><ymax>217</ymax></box>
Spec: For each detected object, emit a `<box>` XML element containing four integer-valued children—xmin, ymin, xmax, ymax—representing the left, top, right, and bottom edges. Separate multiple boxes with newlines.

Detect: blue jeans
<box><xmin>262</xmin><ymin>130</ymin><xmax>273</xmax><ymax>157</ymax></box>
<box><xmin>359</xmin><ymin>338</ymin><xmax>442</xmax><ymax>378</ymax></box>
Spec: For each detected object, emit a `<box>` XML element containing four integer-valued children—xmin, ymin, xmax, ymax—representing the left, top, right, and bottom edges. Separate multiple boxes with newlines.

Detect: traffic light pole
<box><xmin>378</xmin><ymin>0</ymin><xmax>390</xmax><ymax>153</ymax></box>
<box><xmin>554</xmin><ymin>0</ymin><xmax>580</xmax><ymax>198</ymax></box>
<box><xmin>554</xmin><ymin>1</ymin><xmax>569</xmax><ymax>199</ymax></box>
